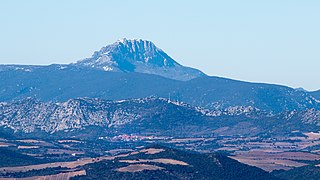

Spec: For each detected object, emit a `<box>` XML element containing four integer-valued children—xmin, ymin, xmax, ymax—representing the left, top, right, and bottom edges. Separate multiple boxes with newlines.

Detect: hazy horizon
<box><xmin>1</xmin><ymin>0</ymin><xmax>319</xmax><ymax>91</ymax></box>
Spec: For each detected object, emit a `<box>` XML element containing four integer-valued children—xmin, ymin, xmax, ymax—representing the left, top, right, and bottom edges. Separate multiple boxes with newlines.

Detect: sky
<box><xmin>0</xmin><ymin>0</ymin><xmax>319</xmax><ymax>91</ymax></box>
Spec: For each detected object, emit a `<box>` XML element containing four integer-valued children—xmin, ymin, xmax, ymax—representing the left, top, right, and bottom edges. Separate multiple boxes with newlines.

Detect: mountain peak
<box><xmin>117</xmin><ymin>38</ymin><xmax>145</xmax><ymax>44</ymax></box>
<box><xmin>74</xmin><ymin>38</ymin><xmax>204</xmax><ymax>81</ymax></box>
<box><xmin>111</xmin><ymin>38</ymin><xmax>178</xmax><ymax>67</ymax></box>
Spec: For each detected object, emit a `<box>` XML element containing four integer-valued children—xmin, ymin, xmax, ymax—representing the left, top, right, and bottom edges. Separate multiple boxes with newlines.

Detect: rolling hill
<box><xmin>75</xmin><ymin>145</ymin><xmax>278</xmax><ymax>180</ymax></box>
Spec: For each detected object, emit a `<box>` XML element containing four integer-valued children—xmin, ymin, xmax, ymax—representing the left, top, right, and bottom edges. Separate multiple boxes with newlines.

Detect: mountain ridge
<box><xmin>0</xmin><ymin>39</ymin><xmax>319</xmax><ymax>113</ymax></box>
<box><xmin>0</xmin><ymin>65</ymin><xmax>318</xmax><ymax>113</ymax></box>
<box><xmin>1</xmin><ymin>97</ymin><xmax>320</xmax><ymax>137</ymax></box>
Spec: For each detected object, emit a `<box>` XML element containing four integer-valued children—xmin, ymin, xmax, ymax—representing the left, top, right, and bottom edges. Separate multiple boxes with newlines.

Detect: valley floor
<box><xmin>1</xmin><ymin>131</ymin><xmax>320</xmax><ymax>179</ymax></box>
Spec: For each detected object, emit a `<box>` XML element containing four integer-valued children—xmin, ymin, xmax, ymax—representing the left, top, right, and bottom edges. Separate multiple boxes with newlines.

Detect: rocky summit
<box><xmin>74</xmin><ymin>38</ymin><xmax>205</xmax><ymax>81</ymax></box>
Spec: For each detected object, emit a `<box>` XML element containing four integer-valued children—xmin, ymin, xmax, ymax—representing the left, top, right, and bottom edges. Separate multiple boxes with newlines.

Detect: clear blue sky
<box><xmin>0</xmin><ymin>0</ymin><xmax>319</xmax><ymax>90</ymax></box>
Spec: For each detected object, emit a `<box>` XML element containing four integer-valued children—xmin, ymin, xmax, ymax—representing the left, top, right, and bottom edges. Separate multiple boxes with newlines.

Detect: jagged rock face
<box><xmin>0</xmin><ymin>98</ymin><xmax>146</xmax><ymax>133</ymax></box>
<box><xmin>0</xmin><ymin>97</ymin><xmax>319</xmax><ymax>135</ymax></box>
<box><xmin>75</xmin><ymin>38</ymin><xmax>205</xmax><ymax>81</ymax></box>
<box><xmin>0</xmin><ymin>97</ymin><xmax>259</xmax><ymax>134</ymax></box>
<box><xmin>96</xmin><ymin>38</ymin><xmax>177</xmax><ymax>68</ymax></box>
<box><xmin>301</xmin><ymin>109</ymin><xmax>320</xmax><ymax>126</ymax></box>
<box><xmin>0</xmin><ymin>97</ymin><xmax>196</xmax><ymax>133</ymax></box>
